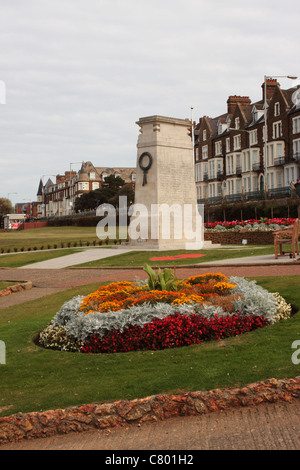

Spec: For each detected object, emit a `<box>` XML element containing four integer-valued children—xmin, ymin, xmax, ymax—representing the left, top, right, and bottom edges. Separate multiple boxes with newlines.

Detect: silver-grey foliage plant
<box><xmin>44</xmin><ymin>276</ymin><xmax>284</xmax><ymax>344</ymax></box>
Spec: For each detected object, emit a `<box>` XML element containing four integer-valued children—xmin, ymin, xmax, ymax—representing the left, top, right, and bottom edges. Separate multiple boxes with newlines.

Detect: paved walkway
<box><xmin>18</xmin><ymin>247</ymin><xmax>134</xmax><ymax>269</ymax></box>
<box><xmin>14</xmin><ymin>245</ymin><xmax>300</xmax><ymax>269</ymax></box>
<box><xmin>1</xmin><ymin>401</ymin><xmax>299</xmax><ymax>450</ymax></box>
<box><xmin>0</xmin><ymin>250</ymin><xmax>299</xmax><ymax>450</ymax></box>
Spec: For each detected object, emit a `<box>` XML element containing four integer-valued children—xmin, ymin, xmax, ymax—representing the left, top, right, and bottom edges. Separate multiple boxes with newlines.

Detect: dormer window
<box><xmin>252</xmin><ymin>105</ymin><xmax>263</xmax><ymax>123</ymax></box>
<box><xmin>274</xmin><ymin>102</ymin><xmax>280</xmax><ymax>116</ymax></box>
<box><xmin>235</xmin><ymin>117</ymin><xmax>240</xmax><ymax>129</ymax></box>
<box><xmin>218</xmin><ymin>121</ymin><xmax>226</xmax><ymax>135</ymax></box>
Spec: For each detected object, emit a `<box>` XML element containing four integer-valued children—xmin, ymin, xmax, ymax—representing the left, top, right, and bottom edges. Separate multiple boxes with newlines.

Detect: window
<box><xmin>274</xmin><ymin>102</ymin><xmax>280</xmax><ymax>116</ymax></box>
<box><xmin>293</xmin><ymin>138</ymin><xmax>300</xmax><ymax>158</ymax></box>
<box><xmin>203</xmin><ymin>130</ymin><xmax>207</xmax><ymax>141</ymax></box>
<box><xmin>79</xmin><ymin>182</ymin><xmax>89</xmax><ymax>191</ymax></box>
<box><xmin>209</xmin><ymin>160</ymin><xmax>215</xmax><ymax>179</ymax></box>
<box><xmin>226</xmin><ymin>137</ymin><xmax>230</xmax><ymax>153</ymax></box>
<box><xmin>226</xmin><ymin>155</ymin><xmax>234</xmax><ymax>175</ymax></box>
<box><xmin>92</xmin><ymin>182</ymin><xmax>99</xmax><ymax>190</ymax></box>
<box><xmin>215</xmin><ymin>141</ymin><xmax>222</xmax><ymax>156</ymax></box>
<box><xmin>267</xmin><ymin>144</ymin><xmax>274</xmax><ymax>166</ymax></box>
<box><xmin>277</xmin><ymin>142</ymin><xmax>283</xmax><ymax>159</ymax></box>
<box><xmin>249</xmin><ymin>129</ymin><xmax>257</xmax><ymax>145</ymax></box>
<box><xmin>195</xmin><ymin>164</ymin><xmax>202</xmax><ymax>182</ymax></box>
<box><xmin>195</xmin><ymin>147</ymin><xmax>199</xmax><ymax>161</ymax></box>
<box><xmin>233</xmin><ymin>134</ymin><xmax>241</xmax><ymax>150</ymax></box>
<box><xmin>243</xmin><ymin>151</ymin><xmax>250</xmax><ymax>172</ymax></box>
<box><xmin>252</xmin><ymin>149</ymin><xmax>258</xmax><ymax>164</ymax></box>
<box><xmin>236</xmin><ymin>154</ymin><xmax>241</xmax><ymax>173</ymax></box>
<box><xmin>202</xmin><ymin>145</ymin><xmax>208</xmax><ymax>159</ymax></box>
<box><xmin>273</xmin><ymin>121</ymin><xmax>282</xmax><ymax>139</ymax></box>
<box><xmin>235</xmin><ymin>117</ymin><xmax>240</xmax><ymax>129</ymax></box>
<box><xmin>292</xmin><ymin>116</ymin><xmax>300</xmax><ymax>134</ymax></box>
<box><xmin>253</xmin><ymin>175</ymin><xmax>258</xmax><ymax>191</ymax></box>
<box><xmin>89</xmin><ymin>172</ymin><xmax>96</xmax><ymax>180</ymax></box>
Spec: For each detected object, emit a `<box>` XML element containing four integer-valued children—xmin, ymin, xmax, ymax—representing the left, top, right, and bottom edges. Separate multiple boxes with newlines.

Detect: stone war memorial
<box><xmin>128</xmin><ymin>115</ymin><xmax>207</xmax><ymax>250</ymax></box>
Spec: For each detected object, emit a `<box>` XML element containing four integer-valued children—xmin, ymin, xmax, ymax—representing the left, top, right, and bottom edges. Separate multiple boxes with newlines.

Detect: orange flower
<box><xmin>79</xmin><ymin>272</ymin><xmax>236</xmax><ymax>316</ymax></box>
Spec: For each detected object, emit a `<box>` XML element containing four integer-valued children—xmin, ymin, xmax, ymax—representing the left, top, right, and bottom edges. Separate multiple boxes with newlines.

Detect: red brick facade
<box><xmin>194</xmin><ymin>80</ymin><xmax>300</xmax><ymax>204</ymax></box>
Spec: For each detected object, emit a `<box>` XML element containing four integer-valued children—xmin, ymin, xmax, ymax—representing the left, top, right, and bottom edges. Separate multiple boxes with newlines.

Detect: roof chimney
<box><xmin>262</xmin><ymin>78</ymin><xmax>279</xmax><ymax>102</ymax></box>
<box><xmin>227</xmin><ymin>96</ymin><xmax>251</xmax><ymax>114</ymax></box>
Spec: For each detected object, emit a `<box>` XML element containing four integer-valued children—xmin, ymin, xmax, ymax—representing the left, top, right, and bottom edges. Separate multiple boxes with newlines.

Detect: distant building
<box><xmin>15</xmin><ymin>201</ymin><xmax>38</xmax><ymax>218</ymax></box>
<box><xmin>37</xmin><ymin>161</ymin><xmax>136</xmax><ymax>217</ymax></box>
<box><xmin>194</xmin><ymin>79</ymin><xmax>300</xmax><ymax>204</ymax></box>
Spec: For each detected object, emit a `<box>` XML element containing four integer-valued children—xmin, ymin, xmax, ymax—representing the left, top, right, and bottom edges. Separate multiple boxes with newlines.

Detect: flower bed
<box><xmin>204</xmin><ymin>218</ymin><xmax>296</xmax><ymax>232</ymax></box>
<box><xmin>38</xmin><ymin>271</ymin><xmax>292</xmax><ymax>354</ymax></box>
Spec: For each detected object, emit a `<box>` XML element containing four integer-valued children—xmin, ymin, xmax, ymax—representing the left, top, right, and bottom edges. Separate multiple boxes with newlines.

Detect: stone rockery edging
<box><xmin>0</xmin><ymin>281</ymin><xmax>32</xmax><ymax>297</ymax></box>
<box><xmin>0</xmin><ymin>377</ymin><xmax>299</xmax><ymax>445</ymax></box>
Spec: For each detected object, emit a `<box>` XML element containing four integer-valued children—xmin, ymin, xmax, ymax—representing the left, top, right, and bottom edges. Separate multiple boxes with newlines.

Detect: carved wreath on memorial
<box><xmin>138</xmin><ymin>152</ymin><xmax>153</xmax><ymax>186</ymax></box>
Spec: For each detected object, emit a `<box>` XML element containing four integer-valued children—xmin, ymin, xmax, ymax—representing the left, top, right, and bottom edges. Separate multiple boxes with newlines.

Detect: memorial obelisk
<box><xmin>128</xmin><ymin>115</ymin><xmax>204</xmax><ymax>250</ymax></box>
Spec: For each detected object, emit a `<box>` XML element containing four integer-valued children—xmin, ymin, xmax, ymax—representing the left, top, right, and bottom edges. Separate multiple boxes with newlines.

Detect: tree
<box><xmin>0</xmin><ymin>198</ymin><xmax>14</xmax><ymax>216</ymax></box>
<box><xmin>74</xmin><ymin>175</ymin><xmax>126</xmax><ymax>212</ymax></box>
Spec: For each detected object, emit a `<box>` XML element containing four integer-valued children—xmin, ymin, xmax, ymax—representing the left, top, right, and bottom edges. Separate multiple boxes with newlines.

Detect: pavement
<box><xmin>0</xmin><ymin>248</ymin><xmax>299</xmax><ymax>450</ymax></box>
<box><xmin>1</xmin><ymin>401</ymin><xmax>299</xmax><ymax>451</ymax></box>
<box><xmin>19</xmin><ymin>247</ymin><xmax>134</xmax><ymax>269</ymax></box>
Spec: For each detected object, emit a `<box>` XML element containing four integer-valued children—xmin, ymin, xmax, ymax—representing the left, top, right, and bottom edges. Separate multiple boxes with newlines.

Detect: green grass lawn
<box><xmin>0</xmin><ymin>248</ymin><xmax>84</xmax><ymax>268</ymax></box>
<box><xmin>0</xmin><ymin>226</ymin><xmax>117</xmax><ymax>252</ymax></box>
<box><xmin>0</xmin><ymin>281</ymin><xmax>16</xmax><ymax>291</ymax></box>
<box><xmin>0</xmin><ymin>276</ymin><xmax>299</xmax><ymax>418</ymax></box>
<box><xmin>74</xmin><ymin>245</ymin><xmax>276</xmax><ymax>267</ymax></box>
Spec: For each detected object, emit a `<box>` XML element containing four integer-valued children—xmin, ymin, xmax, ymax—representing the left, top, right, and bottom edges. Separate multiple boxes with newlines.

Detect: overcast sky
<box><xmin>1</xmin><ymin>0</ymin><xmax>299</xmax><ymax>206</ymax></box>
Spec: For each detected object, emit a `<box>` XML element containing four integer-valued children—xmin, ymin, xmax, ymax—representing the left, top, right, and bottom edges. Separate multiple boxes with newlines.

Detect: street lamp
<box><xmin>263</xmin><ymin>75</ymin><xmax>297</xmax><ymax>192</ymax></box>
